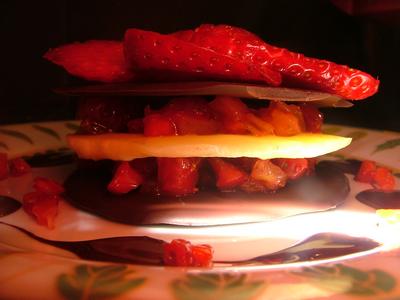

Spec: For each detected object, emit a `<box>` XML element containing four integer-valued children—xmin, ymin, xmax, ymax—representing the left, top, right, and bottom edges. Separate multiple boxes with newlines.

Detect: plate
<box><xmin>0</xmin><ymin>121</ymin><xmax>400</xmax><ymax>300</ymax></box>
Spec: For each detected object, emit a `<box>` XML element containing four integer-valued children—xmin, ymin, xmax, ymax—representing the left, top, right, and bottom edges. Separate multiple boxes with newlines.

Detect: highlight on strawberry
<box><xmin>44</xmin><ymin>24</ymin><xmax>379</xmax><ymax>100</ymax></box>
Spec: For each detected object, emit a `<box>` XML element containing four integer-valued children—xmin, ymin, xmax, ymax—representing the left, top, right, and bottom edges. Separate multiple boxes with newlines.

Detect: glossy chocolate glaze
<box><xmin>356</xmin><ymin>190</ymin><xmax>400</xmax><ymax>209</ymax></box>
<box><xmin>250</xmin><ymin>233</ymin><xmax>379</xmax><ymax>265</ymax></box>
<box><xmin>2</xmin><ymin>223</ymin><xmax>380</xmax><ymax>266</ymax></box>
<box><xmin>63</xmin><ymin>161</ymin><xmax>350</xmax><ymax>226</ymax></box>
<box><xmin>1</xmin><ymin>222</ymin><xmax>164</xmax><ymax>265</ymax></box>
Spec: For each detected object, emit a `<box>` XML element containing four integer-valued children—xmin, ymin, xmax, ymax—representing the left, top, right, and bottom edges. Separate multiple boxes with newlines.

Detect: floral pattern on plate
<box><xmin>0</xmin><ymin>121</ymin><xmax>399</xmax><ymax>300</ymax></box>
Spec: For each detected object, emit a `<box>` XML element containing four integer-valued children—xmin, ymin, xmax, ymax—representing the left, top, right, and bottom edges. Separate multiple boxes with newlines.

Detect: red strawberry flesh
<box><xmin>44</xmin><ymin>40</ymin><xmax>134</xmax><ymax>83</ymax></box>
<box><xmin>184</xmin><ymin>24</ymin><xmax>379</xmax><ymax>100</ymax></box>
<box><xmin>124</xmin><ymin>29</ymin><xmax>281</xmax><ymax>86</ymax></box>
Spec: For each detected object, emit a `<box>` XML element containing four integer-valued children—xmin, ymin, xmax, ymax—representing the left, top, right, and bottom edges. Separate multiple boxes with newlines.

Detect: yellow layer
<box><xmin>67</xmin><ymin>133</ymin><xmax>351</xmax><ymax>161</ymax></box>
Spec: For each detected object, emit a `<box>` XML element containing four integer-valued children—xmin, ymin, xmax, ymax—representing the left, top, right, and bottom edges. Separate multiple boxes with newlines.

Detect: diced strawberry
<box><xmin>0</xmin><ymin>153</ymin><xmax>9</xmax><ymax>180</ymax></box>
<box><xmin>143</xmin><ymin>113</ymin><xmax>177</xmax><ymax>136</ymax></box>
<box><xmin>187</xmin><ymin>24</ymin><xmax>379</xmax><ymax>100</ymax></box>
<box><xmin>157</xmin><ymin>158</ymin><xmax>201</xmax><ymax>196</ymax></box>
<box><xmin>163</xmin><ymin>239</ymin><xmax>193</xmax><ymax>267</ymax></box>
<box><xmin>355</xmin><ymin>160</ymin><xmax>377</xmax><ymax>183</ymax></box>
<box><xmin>108</xmin><ymin>161</ymin><xmax>143</xmax><ymax>194</ymax></box>
<box><xmin>44</xmin><ymin>40</ymin><xmax>134</xmax><ymax>82</ymax></box>
<box><xmin>355</xmin><ymin>160</ymin><xmax>396</xmax><ymax>191</ymax></box>
<box><xmin>9</xmin><ymin>158</ymin><xmax>31</xmax><ymax>177</ymax></box>
<box><xmin>33</xmin><ymin>177</ymin><xmax>65</xmax><ymax>195</ymax></box>
<box><xmin>77</xmin><ymin>97</ymin><xmax>132</xmax><ymax>134</ymax></box>
<box><xmin>259</xmin><ymin>101</ymin><xmax>305</xmax><ymax>136</ymax></box>
<box><xmin>161</xmin><ymin>97</ymin><xmax>220</xmax><ymax>135</ymax></box>
<box><xmin>373</xmin><ymin>167</ymin><xmax>396</xmax><ymax>191</ymax></box>
<box><xmin>209</xmin><ymin>96</ymin><xmax>249</xmax><ymax>134</ymax></box>
<box><xmin>273</xmin><ymin>158</ymin><xmax>309</xmax><ymax>180</ymax></box>
<box><xmin>250</xmin><ymin>159</ymin><xmax>287</xmax><ymax>190</ymax></box>
<box><xmin>23</xmin><ymin>192</ymin><xmax>60</xmax><ymax>229</ymax></box>
<box><xmin>124</xmin><ymin>28</ymin><xmax>281</xmax><ymax>86</ymax></box>
<box><xmin>300</xmin><ymin>104</ymin><xmax>323</xmax><ymax>133</ymax></box>
<box><xmin>208</xmin><ymin>158</ymin><xmax>248</xmax><ymax>190</ymax></box>
<box><xmin>192</xmin><ymin>244</ymin><xmax>213</xmax><ymax>267</ymax></box>
<box><xmin>163</xmin><ymin>239</ymin><xmax>213</xmax><ymax>267</ymax></box>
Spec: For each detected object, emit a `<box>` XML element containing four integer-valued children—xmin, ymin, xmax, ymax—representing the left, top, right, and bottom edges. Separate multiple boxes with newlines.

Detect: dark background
<box><xmin>1</xmin><ymin>0</ymin><xmax>399</xmax><ymax>130</ymax></box>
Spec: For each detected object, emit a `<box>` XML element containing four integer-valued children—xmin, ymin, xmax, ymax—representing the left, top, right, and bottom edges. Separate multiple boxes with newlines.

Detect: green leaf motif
<box><xmin>32</xmin><ymin>124</ymin><xmax>61</xmax><ymax>141</ymax></box>
<box><xmin>374</xmin><ymin>138</ymin><xmax>400</xmax><ymax>153</ymax></box>
<box><xmin>58</xmin><ymin>264</ymin><xmax>145</xmax><ymax>300</ymax></box>
<box><xmin>0</xmin><ymin>128</ymin><xmax>33</xmax><ymax>144</ymax></box>
<box><xmin>292</xmin><ymin>264</ymin><xmax>396</xmax><ymax>296</ymax></box>
<box><xmin>65</xmin><ymin>122</ymin><xmax>81</xmax><ymax>132</ymax></box>
<box><xmin>172</xmin><ymin>273</ymin><xmax>265</xmax><ymax>300</ymax></box>
<box><xmin>346</xmin><ymin>131</ymin><xmax>367</xmax><ymax>141</ymax></box>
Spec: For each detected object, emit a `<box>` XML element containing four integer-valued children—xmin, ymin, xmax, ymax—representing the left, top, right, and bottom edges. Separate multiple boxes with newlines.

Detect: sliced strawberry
<box><xmin>300</xmin><ymin>104</ymin><xmax>324</xmax><ymax>133</ymax></box>
<box><xmin>273</xmin><ymin>158</ymin><xmax>309</xmax><ymax>180</ymax></box>
<box><xmin>108</xmin><ymin>161</ymin><xmax>143</xmax><ymax>194</ymax></box>
<box><xmin>44</xmin><ymin>40</ymin><xmax>134</xmax><ymax>82</ymax></box>
<box><xmin>0</xmin><ymin>153</ymin><xmax>9</xmax><ymax>180</ymax></box>
<box><xmin>124</xmin><ymin>29</ymin><xmax>281</xmax><ymax>86</ymax></box>
<box><xmin>187</xmin><ymin>24</ymin><xmax>379</xmax><ymax>100</ymax></box>
<box><xmin>33</xmin><ymin>177</ymin><xmax>65</xmax><ymax>195</ymax></box>
<box><xmin>208</xmin><ymin>158</ymin><xmax>248</xmax><ymax>190</ymax></box>
<box><xmin>9</xmin><ymin>158</ymin><xmax>31</xmax><ymax>177</ymax></box>
<box><xmin>23</xmin><ymin>192</ymin><xmax>60</xmax><ymax>229</ymax></box>
<box><xmin>157</xmin><ymin>158</ymin><xmax>201</xmax><ymax>196</ymax></box>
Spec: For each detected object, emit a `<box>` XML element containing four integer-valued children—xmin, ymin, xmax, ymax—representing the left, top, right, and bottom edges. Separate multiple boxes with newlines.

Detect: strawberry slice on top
<box><xmin>182</xmin><ymin>24</ymin><xmax>379</xmax><ymax>100</ymax></box>
<box><xmin>124</xmin><ymin>29</ymin><xmax>281</xmax><ymax>86</ymax></box>
<box><xmin>44</xmin><ymin>40</ymin><xmax>135</xmax><ymax>83</ymax></box>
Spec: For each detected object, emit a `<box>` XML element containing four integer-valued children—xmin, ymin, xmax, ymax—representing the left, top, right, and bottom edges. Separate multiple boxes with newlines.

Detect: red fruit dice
<box><xmin>0</xmin><ymin>153</ymin><xmax>9</xmax><ymax>180</ymax></box>
<box><xmin>23</xmin><ymin>192</ymin><xmax>60</xmax><ymax>229</ymax></box>
<box><xmin>373</xmin><ymin>167</ymin><xmax>395</xmax><ymax>191</ymax></box>
<box><xmin>44</xmin><ymin>40</ymin><xmax>134</xmax><ymax>82</ymax></box>
<box><xmin>250</xmin><ymin>159</ymin><xmax>287</xmax><ymax>190</ymax></box>
<box><xmin>355</xmin><ymin>160</ymin><xmax>396</xmax><ymax>191</ymax></box>
<box><xmin>355</xmin><ymin>160</ymin><xmax>377</xmax><ymax>183</ymax></box>
<box><xmin>300</xmin><ymin>104</ymin><xmax>324</xmax><ymax>133</ymax></box>
<box><xmin>157</xmin><ymin>158</ymin><xmax>201</xmax><ymax>196</ymax></box>
<box><xmin>208</xmin><ymin>158</ymin><xmax>248</xmax><ymax>190</ymax></box>
<box><xmin>209</xmin><ymin>96</ymin><xmax>250</xmax><ymax>134</ymax></box>
<box><xmin>124</xmin><ymin>28</ymin><xmax>281</xmax><ymax>86</ymax></box>
<box><xmin>163</xmin><ymin>239</ymin><xmax>194</xmax><ymax>267</ymax></box>
<box><xmin>108</xmin><ymin>161</ymin><xmax>143</xmax><ymax>194</ymax></box>
<box><xmin>143</xmin><ymin>113</ymin><xmax>177</xmax><ymax>136</ymax></box>
<box><xmin>160</xmin><ymin>97</ymin><xmax>220</xmax><ymax>135</ymax></box>
<box><xmin>9</xmin><ymin>158</ymin><xmax>31</xmax><ymax>177</ymax></box>
<box><xmin>163</xmin><ymin>239</ymin><xmax>213</xmax><ymax>267</ymax></box>
<box><xmin>191</xmin><ymin>244</ymin><xmax>213</xmax><ymax>267</ymax></box>
<box><xmin>186</xmin><ymin>24</ymin><xmax>379</xmax><ymax>100</ymax></box>
<box><xmin>273</xmin><ymin>158</ymin><xmax>309</xmax><ymax>180</ymax></box>
<box><xmin>33</xmin><ymin>177</ymin><xmax>65</xmax><ymax>195</ymax></box>
<box><xmin>77</xmin><ymin>97</ymin><xmax>132</xmax><ymax>134</ymax></box>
